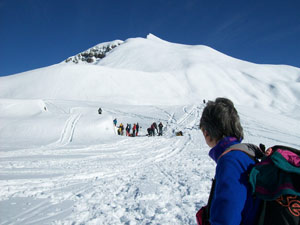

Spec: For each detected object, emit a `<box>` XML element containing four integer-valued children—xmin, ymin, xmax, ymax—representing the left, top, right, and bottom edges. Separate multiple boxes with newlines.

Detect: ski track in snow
<box><xmin>57</xmin><ymin>113</ymin><xmax>82</xmax><ymax>146</ymax></box>
<box><xmin>1</xmin><ymin>102</ymin><xmax>299</xmax><ymax>224</ymax></box>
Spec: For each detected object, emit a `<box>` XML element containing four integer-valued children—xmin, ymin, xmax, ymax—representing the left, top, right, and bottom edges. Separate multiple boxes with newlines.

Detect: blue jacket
<box><xmin>209</xmin><ymin>137</ymin><xmax>260</xmax><ymax>225</ymax></box>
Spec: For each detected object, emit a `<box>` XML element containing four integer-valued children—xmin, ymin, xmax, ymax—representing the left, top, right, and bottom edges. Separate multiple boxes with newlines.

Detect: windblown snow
<box><xmin>0</xmin><ymin>34</ymin><xmax>300</xmax><ymax>224</ymax></box>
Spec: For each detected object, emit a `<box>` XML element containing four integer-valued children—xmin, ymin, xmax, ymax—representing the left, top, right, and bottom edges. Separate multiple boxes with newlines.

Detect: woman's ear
<box><xmin>201</xmin><ymin>129</ymin><xmax>209</xmax><ymax>137</ymax></box>
<box><xmin>201</xmin><ymin>129</ymin><xmax>217</xmax><ymax>148</ymax></box>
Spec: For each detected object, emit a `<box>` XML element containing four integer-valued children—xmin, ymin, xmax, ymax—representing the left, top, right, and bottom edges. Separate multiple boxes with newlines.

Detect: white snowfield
<box><xmin>0</xmin><ymin>34</ymin><xmax>300</xmax><ymax>224</ymax></box>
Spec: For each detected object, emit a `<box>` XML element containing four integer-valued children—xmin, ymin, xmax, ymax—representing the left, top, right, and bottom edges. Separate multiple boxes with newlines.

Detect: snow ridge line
<box><xmin>44</xmin><ymin>100</ymin><xmax>68</xmax><ymax>114</ymax></box>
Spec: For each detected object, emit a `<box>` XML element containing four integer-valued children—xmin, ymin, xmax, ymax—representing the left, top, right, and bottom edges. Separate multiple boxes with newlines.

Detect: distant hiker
<box><xmin>152</xmin><ymin>122</ymin><xmax>158</xmax><ymax>135</ymax></box>
<box><xmin>136</xmin><ymin>123</ymin><xmax>139</xmax><ymax>136</ymax></box>
<box><xmin>120</xmin><ymin>123</ymin><xmax>124</xmax><ymax>135</ymax></box>
<box><xmin>113</xmin><ymin>118</ymin><xmax>117</xmax><ymax>126</ymax></box>
<box><xmin>126</xmin><ymin>124</ymin><xmax>130</xmax><ymax>136</ymax></box>
<box><xmin>175</xmin><ymin>131</ymin><xmax>183</xmax><ymax>136</ymax></box>
<box><xmin>147</xmin><ymin>128</ymin><xmax>151</xmax><ymax>136</ymax></box>
<box><xmin>196</xmin><ymin>97</ymin><xmax>260</xmax><ymax>225</ymax></box>
<box><xmin>118</xmin><ymin>123</ymin><xmax>124</xmax><ymax>135</ymax></box>
<box><xmin>151</xmin><ymin>123</ymin><xmax>155</xmax><ymax>136</ymax></box>
<box><xmin>147</xmin><ymin>127</ymin><xmax>154</xmax><ymax>136</ymax></box>
<box><xmin>128</xmin><ymin>123</ymin><xmax>131</xmax><ymax>136</ymax></box>
<box><xmin>132</xmin><ymin>123</ymin><xmax>137</xmax><ymax>137</ymax></box>
<box><xmin>158</xmin><ymin>122</ymin><xmax>163</xmax><ymax>136</ymax></box>
<box><xmin>98</xmin><ymin>108</ymin><xmax>102</xmax><ymax>114</ymax></box>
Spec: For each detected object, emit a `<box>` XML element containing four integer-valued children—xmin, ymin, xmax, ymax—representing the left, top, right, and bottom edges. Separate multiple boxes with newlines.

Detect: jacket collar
<box><xmin>209</xmin><ymin>137</ymin><xmax>242</xmax><ymax>163</ymax></box>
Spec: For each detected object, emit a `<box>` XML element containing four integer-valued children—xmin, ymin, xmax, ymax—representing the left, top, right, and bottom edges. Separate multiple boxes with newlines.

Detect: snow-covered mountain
<box><xmin>1</xmin><ymin>34</ymin><xmax>300</xmax><ymax>225</ymax></box>
<box><xmin>1</xmin><ymin>34</ymin><xmax>299</xmax><ymax>115</ymax></box>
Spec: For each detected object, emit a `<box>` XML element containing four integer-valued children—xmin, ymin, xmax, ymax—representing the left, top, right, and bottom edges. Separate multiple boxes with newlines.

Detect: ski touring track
<box><xmin>56</xmin><ymin>113</ymin><xmax>82</xmax><ymax>146</ymax></box>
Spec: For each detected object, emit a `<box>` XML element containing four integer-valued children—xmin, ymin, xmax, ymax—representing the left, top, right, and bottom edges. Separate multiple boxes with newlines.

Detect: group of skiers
<box><xmin>147</xmin><ymin>122</ymin><xmax>163</xmax><ymax>136</ymax></box>
<box><xmin>113</xmin><ymin>119</ymin><xmax>164</xmax><ymax>137</ymax></box>
<box><xmin>114</xmin><ymin>119</ymin><xmax>140</xmax><ymax>137</ymax></box>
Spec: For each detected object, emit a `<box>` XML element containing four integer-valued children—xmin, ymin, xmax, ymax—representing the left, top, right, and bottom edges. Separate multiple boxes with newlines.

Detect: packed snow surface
<box><xmin>0</xmin><ymin>34</ymin><xmax>300</xmax><ymax>224</ymax></box>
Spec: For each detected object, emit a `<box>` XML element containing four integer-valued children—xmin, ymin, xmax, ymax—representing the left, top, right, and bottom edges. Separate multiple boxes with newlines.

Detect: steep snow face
<box><xmin>0</xmin><ymin>34</ymin><xmax>300</xmax><ymax>116</ymax></box>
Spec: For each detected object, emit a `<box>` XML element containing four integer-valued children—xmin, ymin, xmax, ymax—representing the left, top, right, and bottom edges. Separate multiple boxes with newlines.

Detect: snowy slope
<box><xmin>1</xmin><ymin>34</ymin><xmax>300</xmax><ymax>114</ymax></box>
<box><xmin>0</xmin><ymin>101</ymin><xmax>299</xmax><ymax>225</ymax></box>
<box><xmin>0</xmin><ymin>34</ymin><xmax>300</xmax><ymax>225</ymax></box>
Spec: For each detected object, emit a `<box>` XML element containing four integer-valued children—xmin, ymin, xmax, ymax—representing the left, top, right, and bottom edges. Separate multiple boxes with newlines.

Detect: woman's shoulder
<box><xmin>218</xmin><ymin>150</ymin><xmax>255</xmax><ymax>172</ymax></box>
<box><xmin>221</xmin><ymin>150</ymin><xmax>254</xmax><ymax>162</ymax></box>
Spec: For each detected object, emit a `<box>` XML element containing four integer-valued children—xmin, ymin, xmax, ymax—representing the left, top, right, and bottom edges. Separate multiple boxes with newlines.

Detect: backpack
<box><xmin>249</xmin><ymin>145</ymin><xmax>300</xmax><ymax>225</ymax></box>
<box><xmin>196</xmin><ymin>144</ymin><xmax>300</xmax><ymax>225</ymax></box>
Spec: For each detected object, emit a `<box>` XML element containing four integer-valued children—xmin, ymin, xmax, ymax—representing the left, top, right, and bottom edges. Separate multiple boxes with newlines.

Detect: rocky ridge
<box><xmin>65</xmin><ymin>40</ymin><xmax>123</xmax><ymax>64</ymax></box>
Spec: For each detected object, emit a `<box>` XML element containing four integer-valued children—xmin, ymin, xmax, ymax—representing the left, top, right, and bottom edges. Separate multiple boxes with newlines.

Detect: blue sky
<box><xmin>0</xmin><ymin>0</ymin><xmax>300</xmax><ymax>76</ymax></box>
